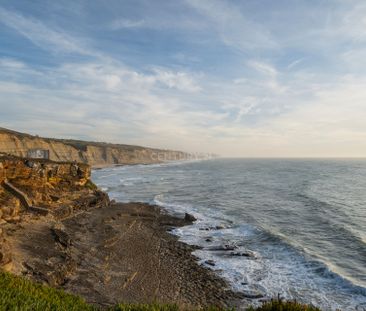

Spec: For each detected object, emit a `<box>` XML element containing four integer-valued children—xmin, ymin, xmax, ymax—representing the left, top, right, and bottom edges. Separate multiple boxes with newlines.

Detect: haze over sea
<box><xmin>93</xmin><ymin>159</ymin><xmax>366</xmax><ymax>311</ymax></box>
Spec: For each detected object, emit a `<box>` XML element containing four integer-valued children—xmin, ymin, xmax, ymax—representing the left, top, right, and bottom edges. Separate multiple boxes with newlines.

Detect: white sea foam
<box><xmin>92</xmin><ymin>159</ymin><xmax>366</xmax><ymax>311</ymax></box>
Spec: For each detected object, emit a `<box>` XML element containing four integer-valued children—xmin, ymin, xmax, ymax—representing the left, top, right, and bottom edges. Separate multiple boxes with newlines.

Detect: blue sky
<box><xmin>1</xmin><ymin>0</ymin><xmax>366</xmax><ymax>157</ymax></box>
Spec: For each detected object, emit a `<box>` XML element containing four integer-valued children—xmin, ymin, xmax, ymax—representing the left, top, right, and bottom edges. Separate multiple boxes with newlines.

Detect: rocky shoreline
<box><xmin>7</xmin><ymin>202</ymin><xmax>244</xmax><ymax>308</ymax></box>
<box><xmin>0</xmin><ymin>156</ymin><xmax>244</xmax><ymax>309</ymax></box>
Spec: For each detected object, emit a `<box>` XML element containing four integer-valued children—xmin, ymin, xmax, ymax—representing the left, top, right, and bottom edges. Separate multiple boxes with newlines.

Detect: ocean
<box><xmin>92</xmin><ymin>159</ymin><xmax>366</xmax><ymax>311</ymax></box>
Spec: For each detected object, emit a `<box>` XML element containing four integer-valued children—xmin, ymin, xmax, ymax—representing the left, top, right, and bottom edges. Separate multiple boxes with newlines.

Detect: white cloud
<box><xmin>0</xmin><ymin>7</ymin><xmax>93</xmax><ymax>55</ymax></box>
<box><xmin>110</xmin><ymin>19</ymin><xmax>146</xmax><ymax>30</ymax></box>
<box><xmin>0</xmin><ymin>58</ymin><xmax>25</xmax><ymax>69</ymax></box>
<box><xmin>1</xmin><ymin>2</ymin><xmax>366</xmax><ymax>157</ymax></box>
<box><xmin>151</xmin><ymin>68</ymin><xmax>202</xmax><ymax>92</ymax></box>
<box><xmin>248</xmin><ymin>60</ymin><xmax>278</xmax><ymax>78</ymax></box>
<box><xmin>184</xmin><ymin>0</ymin><xmax>278</xmax><ymax>51</ymax></box>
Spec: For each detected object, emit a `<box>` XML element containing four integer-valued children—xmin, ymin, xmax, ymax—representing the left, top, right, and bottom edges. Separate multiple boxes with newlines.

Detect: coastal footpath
<box><xmin>0</xmin><ymin>156</ymin><xmax>241</xmax><ymax>309</ymax></box>
<box><xmin>0</xmin><ymin>127</ymin><xmax>206</xmax><ymax>167</ymax></box>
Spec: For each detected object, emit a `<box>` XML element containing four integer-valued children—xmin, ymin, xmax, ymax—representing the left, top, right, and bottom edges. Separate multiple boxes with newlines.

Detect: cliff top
<box><xmin>0</xmin><ymin>127</ymin><xmax>173</xmax><ymax>153</ymax></box>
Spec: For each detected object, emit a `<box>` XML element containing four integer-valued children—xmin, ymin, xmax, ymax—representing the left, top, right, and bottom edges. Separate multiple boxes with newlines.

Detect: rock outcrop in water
<box><xmin>0</xmin><ymin>127</ymin><xmax>197</xmax><ymax>167</ymax></box>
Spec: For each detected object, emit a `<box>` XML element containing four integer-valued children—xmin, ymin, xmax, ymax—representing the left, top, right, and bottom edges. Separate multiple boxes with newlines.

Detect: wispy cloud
<box><xmin>1</xmin><ymin>1</ymin><xmax>366</xmax><ymax>156</ymax></box>
<box><xmin>109</xmin><ymin>19</ymin><xmax>146</xmax><ymax>30</ymax></box>
<box><xmin>0</xmin><ymin>7</ymin><xmax>90</xmax><ymax>55</ymax></box>
<box><xmin>184</xmin><ymin>0</ymin><xmax>278</xmax><ymax>51</ymax></box>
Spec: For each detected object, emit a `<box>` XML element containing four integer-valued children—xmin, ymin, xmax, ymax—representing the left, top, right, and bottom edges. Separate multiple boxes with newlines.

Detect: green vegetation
<box><xmin>0</xmin><ymin>271</ymin><xmax>323</xmax><ymax>311</ymax></box>
<box><xmin>111</xmin><ymin>303</ymin><xmax>179</xmax><ymax>311</ymax></box>
<box><xmin>85</xmin><ymin>179</ymin><xmax>98</xmax><ymax>191</ymax></box>
<box><xmin>0</xmin><ymin>271</ymin><xmax>95</xmax><ymax>310</ymax></box>
<box><xmin>247</xmin><ymin>299</ymin><xmax>321</xmax><ymax>311</ymax></box>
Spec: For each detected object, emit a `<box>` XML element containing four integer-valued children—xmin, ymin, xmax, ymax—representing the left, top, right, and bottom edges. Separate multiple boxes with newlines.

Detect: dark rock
<box><xmin>51</xmin><ymin>225</ymin><xmax>71</xmax><ymax>247</ymax></box>
<box><xmin>30</xmin><ymin>206</ymin><xmax>49</xmax><ymax>216</ymax></box>
<box><xmin>205</xmin><ymin>238</ymin><xmax>213</xmax><ymax>242</ymax></box>
<box><xmin>230</xmin><ymin>251</ymin><xmax>256</xmax><ymax>258</ymax></box>
<box><xmin>215</xmin><ymin>225</ymin><xmax>226</xmax><ymax>230</ymax></box>
<box><xmin>242</xmin><ymin>289</ymin><xmax>264</xmax><ymax>299</ymax></box>
<box><xmin>208</xmin><ymin>245</ymin><xmax>237</xmax><ymax>251</ymax></box>
<box><xmin>50</xmin><ymin>195</ymin><xmax>60</xmax><ymax>202</ymax></box>
<box><xmin>205</xmin><ymin>260</ymin><xmax>215</xmax><ymax>266</ymax></box>
<box><xmin>184</xmin><ymin>213</ymin><xmax>197</xmax><ymax>222</ymax></box>
<box><xmin>0</xmin><ymin>242</ymin><xmax>12</xmax><ymax>265</ymax></box>
<box><xmin>24</xmin><ymin>160</ymin><xmax>34</xmax><ymax>168</ymax></box>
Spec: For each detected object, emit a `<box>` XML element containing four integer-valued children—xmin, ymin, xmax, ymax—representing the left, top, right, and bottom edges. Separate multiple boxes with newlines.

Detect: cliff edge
<box><xmin>0</xmin><ymin>156</ymin><xmax>240</xmax><ymax>308</ymax></box>
<box><xmin>0</xmin><ymin>127</ymin><xmax>193</xmax><ymax>167</ymax></box>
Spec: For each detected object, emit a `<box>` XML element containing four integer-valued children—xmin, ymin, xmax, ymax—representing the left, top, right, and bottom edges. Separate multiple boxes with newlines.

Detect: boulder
<box><xmin>51</xmin><ymin>224</ymin><xmax>71</xmax><ymax>247</ymax></box>
<box><xmin>242</xmin><ymin>289</ymin><xmax>264</xmax><ymax>299</ymax></box>
<box><xmin>229</xmin><ymin>250</ymin><xmax>257</xmax><ymax>258</ymax></box>
<box><xmin>208</xmin><ymin>244</ymin><xmax>237</xmax><ymax>251</ymax></box>
<box><xmin>205</xmin><ymin>259</ymin><xmax>215</xmax><ymax>266</ymax></box>
<box><xmin>184</xmin><ymin>213</ymin><xmax>197</xmax><ymax>222</ymax></box>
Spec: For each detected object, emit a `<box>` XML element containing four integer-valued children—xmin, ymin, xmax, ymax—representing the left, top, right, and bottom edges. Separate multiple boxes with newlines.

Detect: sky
<box><xmin>1</xmin><ymin>0</ymin><xmax>366</xmax><ymax>157</ymax></box>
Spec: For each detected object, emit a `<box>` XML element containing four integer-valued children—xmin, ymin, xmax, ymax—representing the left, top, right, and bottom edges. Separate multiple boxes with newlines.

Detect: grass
<box><xmin>0</xmin><ymin>271</ymin><xmax>95</xmax><ymax>310</ymax></box>
<box><xmin>111</xmin><ymin>304</ymin><xmax>179</xmax><ymax>311</ymax></box>
<box><xmin>247</xmin><ymin>299</ymin><xmax>321</xmax><ymax>311</ymax></box>
<box><xmin>0</xmin><ymin>271</ymin><xmax>323</xmax><ymax>311</ymax></box>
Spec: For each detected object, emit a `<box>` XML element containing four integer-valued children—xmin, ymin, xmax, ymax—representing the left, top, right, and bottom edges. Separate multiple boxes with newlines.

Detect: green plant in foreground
<box><xmin>247</xmin><ymin>298</ymin><xmax>321</xmax><ymax>311</ymax></box>
<box><xmin>0</xmin><ymin>271</ymin><xmax>324</xmax><ymax>311</ymax></box>
<box><xmin>0</xmin><ymin>271</ymin><xmax>96</xmax><ymax>311</ymax></box>
<box><xmin>111</xmin><ymin>303</ymin><xmax>179</xmax><ymax>311</ymax></box>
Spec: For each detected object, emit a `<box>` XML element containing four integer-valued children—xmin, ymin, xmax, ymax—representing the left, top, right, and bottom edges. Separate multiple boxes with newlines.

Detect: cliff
<box><xmin>0</xmin><ymin>156</ymin><xmax>240</xmax><ymax>308</ymax></box>
<box><xmin>0</xmin><ymin>127</ymin><xmax>192</xmax><ymax>167</ymax></box>
<box><xmin>0</xmin><ymin>155</ymin><xmax>109</xmax><ymax>267</ymax></box>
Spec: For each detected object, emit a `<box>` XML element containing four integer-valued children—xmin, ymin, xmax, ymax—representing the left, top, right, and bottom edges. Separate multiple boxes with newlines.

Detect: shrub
<box><xmin>247</xmin><ymin>299</ymin><xmax>321</xmax><ymax>311</ymax></box>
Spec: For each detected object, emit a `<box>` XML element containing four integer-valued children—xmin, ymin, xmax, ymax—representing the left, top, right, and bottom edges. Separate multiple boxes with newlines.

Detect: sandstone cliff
<box><xmin>0</xmin><ymin>128</ymin><xmax>191</xmax><ymax>167</ymax></box>
<box><xmin>0</xmin><ymin>155</ymin><xmax>109</xmax><ymax>267</ymax></box>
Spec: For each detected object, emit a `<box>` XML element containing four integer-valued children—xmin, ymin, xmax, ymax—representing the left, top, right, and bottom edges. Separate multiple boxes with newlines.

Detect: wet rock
<box><xmin>242</xmin><ymin>289</ymin><xmax>264</xmax><ymax>299</ymax></box>
<box><xmin>230</xmin><ymin>250</ymin><xmax>256</xmax><ymax>258</ymax></box>
<box><xmin>215</xmin><ymin>225</ymin><xmax>226</xmax><ymax>230</ymax></box>
<box><xmin>208</xmin><ymin>244</ymin><xmax>237</xmax><ymax>251</ymax></box>
<box><xmin>199</xmin><ymin>225</ymin><xmax>228</xmax><ymax>231</ymax></box>
<box><xmin>184</xmin><ymin>213</ymin><xmax>197</xmax><ymax>222</ymax></box>
<box><xmin>205</xmin><ymin>238</ymin><xmax>213</xmax><ymax>242</ymax></box>
<box><xmin>205</xmin><ymin>260</ymin><xmax>215</xmax><ymax>266</ymax></box>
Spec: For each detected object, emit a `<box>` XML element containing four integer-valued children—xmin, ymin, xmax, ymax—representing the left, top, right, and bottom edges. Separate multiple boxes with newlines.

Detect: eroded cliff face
<box><xmin>0</xmin><ymin>128</ymin><xmax>190</xmax><ymax>167</ymax></box>
<box><xmin>0</xmin><ymin>156</ymin><xmax>109</xmax><ymax>267</ymax></box>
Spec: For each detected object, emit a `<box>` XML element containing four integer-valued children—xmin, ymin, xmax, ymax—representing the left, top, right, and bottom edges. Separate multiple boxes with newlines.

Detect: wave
<box><xmin>151</xmin><ymin>194</ymin><xmax>366</xmax><ymax>310</ymax></box>
<box><xmin>92</xmin><ymin>159</ymin><xmax>366</xmax><ymax>310</ymax></box>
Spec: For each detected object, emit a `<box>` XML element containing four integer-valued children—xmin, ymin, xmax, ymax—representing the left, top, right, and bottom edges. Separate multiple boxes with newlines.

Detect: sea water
<box><xmin>92</xmin><ymin>159</ymin><xmax>366</xmax><ymax>310</ymax></box>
